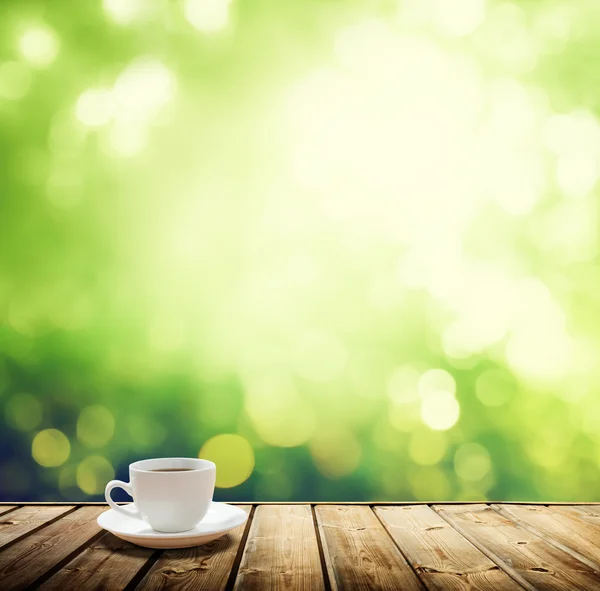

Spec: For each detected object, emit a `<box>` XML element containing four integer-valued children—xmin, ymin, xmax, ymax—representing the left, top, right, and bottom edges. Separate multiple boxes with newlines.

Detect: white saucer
<box><xmin>97</xmin><ymin>502</ymin><xmax>248</xmax><ymax>549</ymax></box>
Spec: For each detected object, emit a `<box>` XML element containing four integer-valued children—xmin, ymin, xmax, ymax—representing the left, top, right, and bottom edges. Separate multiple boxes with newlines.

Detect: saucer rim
<box><xmin>97</xmin><ymin>501</ymin><xmax>247</xmax><ymax>538</ymax></box>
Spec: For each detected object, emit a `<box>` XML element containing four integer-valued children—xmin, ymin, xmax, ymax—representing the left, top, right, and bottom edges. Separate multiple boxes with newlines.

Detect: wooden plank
<box><xmin>375</xmin><ymin>505</ymin><xmax>523</xmax><ymax>590</ymax></box>
<box><xmin>234</xmin><ymin>505</ymin><xmax>325</xmax><ymax>590</ymax></box>
<box><xmin>37</xmin><ymin>531</ymin><xmax>155</xmax><ymax>591</ymax></box>
<box><xmin>436</xmin><ymin>504</ymin><xmax>600</xmax><ymax>591</ymax></box>
<box><xmin>0</xmin><ymin>506</ymin><xmax>105</xmax><ymax>591</ymax></box>
<box><xmin>0</xmin><ymin>507</ymin><xmax>17</xmax><ymax>517</ymax></box>
<box><xmin>0</xmin><ymin>505</ymin><xmax>74</xmax><ymax>550</ymax></box>
<box><xmin>315</xmin><ymin>505</ymin><xmax>423</xmax><ymax>591</ymax></box>
<box><xmin>493</xmin><ymin>504</ymin><xmax>600</xmax><ymax>572</ymax></box>
<box><xmin>552</xmin><ymin>505</ymin><xmax>600</xmax><ymax>529</ymax></box>
<box><xmin>1</xmin><ymin>502</ymin><xmax>599</xmax><ymax>506</ymax></box>
<box><xmin>137</xmin><ymin>505</ymin><xmax>252</xmax><ymax>591</ymax></box>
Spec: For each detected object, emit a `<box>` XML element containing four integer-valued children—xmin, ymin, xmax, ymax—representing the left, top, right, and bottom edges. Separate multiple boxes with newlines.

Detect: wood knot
<box><xmin>530</xmin><ymin>567</ymin><xmax>550</xmax><ymax>573</ymax></box>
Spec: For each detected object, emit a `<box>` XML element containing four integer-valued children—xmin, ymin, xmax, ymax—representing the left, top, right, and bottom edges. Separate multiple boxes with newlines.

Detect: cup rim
<box><xmin>130</xmin><ymin>457</ymin><xmax>216</xmax><ymax>474</ymax></box>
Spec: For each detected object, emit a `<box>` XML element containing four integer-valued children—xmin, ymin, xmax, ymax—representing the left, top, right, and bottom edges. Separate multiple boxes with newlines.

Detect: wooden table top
<box><xmin>0</xmin><ymin>503</ymin><xmax>599</xmax><ymax>590</ymax></box>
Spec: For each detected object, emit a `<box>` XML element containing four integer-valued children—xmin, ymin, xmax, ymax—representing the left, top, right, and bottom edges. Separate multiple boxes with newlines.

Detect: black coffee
<box><xmin>151</xmin><ymin>468</ymin><xmax>194</xmax><ymax>472</ymax></box>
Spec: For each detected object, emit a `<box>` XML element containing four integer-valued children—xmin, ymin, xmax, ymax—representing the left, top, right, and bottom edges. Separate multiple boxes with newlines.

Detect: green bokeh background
<box><xmin>1</xmin><ymin>0</ymin><xmax>600</xmax><ymax>501</ymax></box>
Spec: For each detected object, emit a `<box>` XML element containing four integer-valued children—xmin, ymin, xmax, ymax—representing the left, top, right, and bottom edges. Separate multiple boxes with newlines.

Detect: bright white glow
<box><xmin>505</xmin><ymin>279</ymin><xmax>573</xmax><ymax>383</ymax></box>
<box><xmin>544</xmin><ymin>110</ymin><xmax>600</xmax><ymax>198</ymax></box>
<box><xmin>557</xmin><ymin>153</ymin><xmax>600</xmax><ymax>198</ymax></box>
<box><xmin>284</xmin><ymin>254</ymin><xmax>318</xmax><ymax>287</ymax></box>
<box><xmin>184</xmin><ymin>0</ymin><xmax>231</xmax><ymax>33</ymax></box>
<box><xmin>103</xmin><ymin>0</ymin><xmax>146</xmax><ymax>25</ymax></box>
<box><xmin>76</xmin><ymin>88</ymin><xmax>115</xmax><ymax>127</ymax></box>
<box><xmin>506</xmin><ymin>326</ymin><xmax>573</xmax><ymax>384</ymax></box>
<box><xmin>433</xmin><ymin>0</ymin><xmax>486</xmax><ymax>37</ymax></box>
<box><xmin>368</xmin><ymin>273</ymin><xmax>402</xmax><ymax>310</ymax></box>
<box><xmin>114</xmin><ymin>57</ymin><xmax>176</xmax><ymax>122</ymax></box>
<box><xmin>0</xmin><ymin>62</ymin><xmax>31</xmax><ymax>100</ymax></box>
<box><xmin>543</xmin><ymin>110</ymin><xmax>600</xmax><ymax>156</ymax></box>
<box><xmin>442</xmin><ymin>323</ymin><xmax>477</xmax><ymax>360</ymax></box>
<box><xmin>421</xmin><ymin>391</ymin><xmax>460</xmax><ymax>431</ymax></box>
<box><xmin>19</xmin><ymin>26</ymin><xmax>59</xmax><ymax>67</ymax></box>
<box><xmin>438</xmin><ymin>267</ymin><xmax>518</xmax><ymax>355</ymax></box>
<box><xmin>418</xmin><ymin>369</ymin><xmax>456</xmax><ymax>398</ymax></box>
<box><xmin>478</xmin><ymin>79</ymin><xmax>546</xmax><ymax>215</ymax></box>
<box><xmin>477</xmin><ymin>4</ymin><xmax>538</xmax><ymax>73</ymax></box>
<box><xmin>533</xmin><ymin>200</ymin><xmax>597</xmax><ymax>262</ymax></box>
<box><xmin>334</xmin><ymin>19</ymin><xmax>398</xmax><ymax>72</ymax></box>
<box><xmin>512</xmin><ymin>278</ymin><xmax>566</xmax><ymax>333</ymax></box>
<box><xmin>533</xmin><ymin>4</ymin><xmax>575</xmax><ymax>44</ymax></box>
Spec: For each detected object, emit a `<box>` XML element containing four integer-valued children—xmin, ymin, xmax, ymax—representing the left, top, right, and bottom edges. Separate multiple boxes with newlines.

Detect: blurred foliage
<box><xmin>1</xmin><ymin>0</ymin><xmax>600</xmax><ymax>502</ymax></box>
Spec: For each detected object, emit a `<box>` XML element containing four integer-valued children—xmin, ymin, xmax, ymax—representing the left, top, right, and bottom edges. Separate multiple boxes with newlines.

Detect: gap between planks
<box><xmin>223</xmin><ymin>504</ymin><xmax>256</xmax><ymax>591</ymax></box>
<box><xmin>432</xmin><ymin>506</ymin><xmax>539</xmax><ymax>591</ymax></box>
<box><xmin>1</xmin><ymin>503</ymin><xmax>599</xmax><ymax>591</ymax></box>
<box><xmin>311</xmin><ymin>505</ymin><xmax>333</xmax><ymax>591</ymax></box>
<box><xmin>434</xmin><ymin>504</ymin><xmax>600</xmax><ymax>591</ymax></box>
<box><xmin>0</xmin><ymin>505</ymin><xmax>79</xmax><ymax>553</ymax></box>
<box><xmin>491</xmin><ymin>504</ymin><xmax>600</xmax><ymax>573</ymax></box>
<box><xmin>370</xmin><ymin>507</ymin><xmax>429</xmax><ymax>591</ymax></box>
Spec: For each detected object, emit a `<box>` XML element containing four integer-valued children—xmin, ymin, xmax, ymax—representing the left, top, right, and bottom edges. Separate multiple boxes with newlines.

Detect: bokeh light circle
<box><xmin>5</xmin><ymin>393</ymin><xmax>42</xmax><ymax>431</ymax></box>
<box><xmin>199</xmin><ymin>434</ymin><xmax>254</xmax><ymax>488</ymax></box>
<box><xmin>77</xmin><ymin>405</ymin><xmax>115</xmax><ymax>448</ymax></box>
<box><xmin>19</xmin><ymin>26</ymin><xmax>59</xmax><ymax>68</ymax></box>
<box><xmin>418</xmin><ymin>369</ymin><xmax>456</xmax><ymax>398</ymax></box>
<box><xmin>76</xmin><ymin>455</ymin><xmax>115</xmax><ymax>494</ymax></box>
<box><xmin>184</xmin><ymin>0</ymin><xmax>231</xmax><ymax>33</ymax></box>
<box><xmin>76</xmin><ymin>89</ymin><xmax>115</xmax><ymax>127</ymax></box>
<box><xmin>454</xmin><ymin>443</ymin><xmax>492</xmax><ymax>482</ymax></box>
<box><xmin>32</xmin><ymin>429</ymin><xmax>70</xmax><ymax>467</ymax></box>
<box><xmin>409</xmin><ymin>430</ymin><xmax>447</xmax><ymax>466</ymax></box>
<box><xmin>421</xmin><ymin>392</ymin><xmax>460</xmax><ymax>431</ymax></box>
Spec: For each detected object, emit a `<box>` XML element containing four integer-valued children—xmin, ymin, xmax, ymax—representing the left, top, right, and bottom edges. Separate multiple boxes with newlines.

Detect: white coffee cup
<box><xmin>105</xmin><ymin>457</ymin><xmax>216</xmax><ymax>533</ymax></box>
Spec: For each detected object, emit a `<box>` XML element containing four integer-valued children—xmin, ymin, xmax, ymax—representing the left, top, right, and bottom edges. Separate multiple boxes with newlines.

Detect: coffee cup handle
<box><xmin>105</xmin><ymin>480</ymin><xmax>142</xmax><ymax>520</ymax></box>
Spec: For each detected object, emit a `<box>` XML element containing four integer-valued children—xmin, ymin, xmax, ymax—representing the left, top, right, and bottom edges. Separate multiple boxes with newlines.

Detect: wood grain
<box><xmin>0</xmin><ymin>505</ymin><xmax>74</xmax><ymax>550</ymax></box>
<box><xmin>234</xmin><ymin>505</ymin><xmax>325</xmax><ymax>591</ymax></box>
<box><xmin>552</xmin><ymin>505</ymin><xmax>600</xmax><ymax>529</ymax></box>
<box><xmin>0</xmin><ymin>507</ymin><xmax>17</xmax><ymax>517</ymax></box>
<box><xmin>37</xmin><ymin>530</ymin><xmax>154</xmax><ymax>591</ymax></box>
<box><xmin>315</xmin><ymin>505</ymin><xmax>423</xmax><ymax>591</ymax></box>
<box><xmin>494</xmin><ymin>504</ymin><xmax>600</xmax><ymax>572</ymax></box>
<box><xmin>0</xmin><ymin>506</ymin><xmax>105</xmax><ymax>591</ymax></box>
<box><xmin>436</xmin><ymin>504</ymin><xmax>600</xmax><ymax>591</ymax></box>
<box><xmin>375</xmin><ymin>505</ymin><xmax>523</xmax><ymax>590</ymax></box>
<box><xmin>137</xmin><ymin>505</ymin><xmax>252</xmax><ymax>591</ymax></box>
<box><xmin>0</xmin><ymin>503</ymin><xmax>599</xmax><ymax>591</ymax></box>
